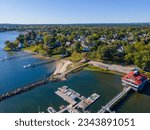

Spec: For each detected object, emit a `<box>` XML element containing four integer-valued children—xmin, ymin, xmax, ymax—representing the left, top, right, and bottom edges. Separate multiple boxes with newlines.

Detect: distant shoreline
<box><xmin>0</xmin><ymin>22</ymin><xmax>150</xmax><ymax>26</ymax></box>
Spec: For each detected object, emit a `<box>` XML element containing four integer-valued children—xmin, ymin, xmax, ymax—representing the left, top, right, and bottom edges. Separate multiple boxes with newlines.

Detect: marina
<box><xmin>47</xmin><ymin>86</ymin><xmax>100</xmax><ymax>113</ymax></box>
<box><xmin>0</xmin><ymin>32</ymin><xmax>150</xmax><ymax>113</ymax></box>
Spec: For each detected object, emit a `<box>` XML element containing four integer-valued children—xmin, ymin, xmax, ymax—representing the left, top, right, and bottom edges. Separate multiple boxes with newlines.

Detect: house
<box><xmin>117</xmin><ymin>46</ymin><xmax>124</xmax><ymax>52</ymax></box>
<box><xmin>60</xmin><ymin>51</ymin><xmax>70</xmax><ymax>58</ymax></box>
<box><xmin>52</xmin><ymin>41</ymin><xmax>61</xmax><ymax>48</ymax></box>
<box><xmin>82</xmin><ymin>46</ymin><xmax>91</xmax><ymax>52</ymax></box>
<box><xmin>27</xmin><ymin>40</ymin><xmax>34</xmax><ymax>45</ymax></box>
<box><xmin>66</xmin><ymin>42</ymin><xmax>71</xmax><ymax>46</ymax></box>
<box><xmin>18</xmin><ymin>43</ymin><xmax>23</xmax><ymax>48</ymax></box>
<box><xmin>122</xmin><ymin>37</ymin><xmax>128</xmax><ymax>41</ymax></box>
<box><xmin>113</xmin><ymin>34</ymin><xmax>118</xmax><ymax>39</ymax></box>
<box><xmin>81</xmin><ymin>43</ymin><xmax>91</xmax><ymax>52</ymax></box>
<box><xmin>122</xmin><ymin>71</ymin><xmax>149</xmax><ymax>91</ymax></box>
<box><xmin>129</xmin><ymin>41</ymin><xmax>136</xmax><ymax>44</ymax></box>
<box><xmin>111</xmin><ymin>39</ymin><xmax>116</xmax><ymax>43</ymax></box>
<box><xmin>99</xmin><ymin>35</ymin><xmax>106</xmax><ymax>41</ymax></box>
<box><xmin>36</xmin><ymin>35</ymin><xmax>43</xmax><ymax>40</ymax></box>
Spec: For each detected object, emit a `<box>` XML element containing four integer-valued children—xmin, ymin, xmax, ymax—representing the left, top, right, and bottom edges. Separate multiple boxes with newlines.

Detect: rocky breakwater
<box><xmin>0</xmin><ymin>78</ymin><xmax>49</xmax><ymax>101</ymax></box>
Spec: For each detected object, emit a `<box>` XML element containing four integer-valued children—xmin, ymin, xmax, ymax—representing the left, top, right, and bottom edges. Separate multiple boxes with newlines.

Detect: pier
<box><xmin>0</xmin><ymin>78</ymin><xmax>49</xmax><ymax>101</ymax></box>
<box><xmin>98</xmin><ymin>87</ymin><xmax>132</xmax><ymax>113</ymax></box>
<box><xmin>76</xmin><ymin>93</ymin><xmax>100</xmax><ymax>110</ymax></box>
<box><xmin>55</xmin><ymin>90</ymin><xmax>77</xmax><ymax>105</ymax></box>
<box><xmin>23</xmin><ymin>59</ymin><xmax>57</xmax><ymax>68</ymax></box>
<box><xmin>51</xmin><ymin>86</ymin><xmax>100</xmax><ymax>113</ymax></box>
<box><xmin>0</xmin><ymin>52</ymin><xmax>36</xmax><ymax>61</ymax></box>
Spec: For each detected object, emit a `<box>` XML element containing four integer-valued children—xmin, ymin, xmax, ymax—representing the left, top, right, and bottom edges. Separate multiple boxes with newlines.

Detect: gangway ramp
<box><xmin>98</xmin><ymin>87</ymin><xmax>132</xmax><ymax>113</ymax></box>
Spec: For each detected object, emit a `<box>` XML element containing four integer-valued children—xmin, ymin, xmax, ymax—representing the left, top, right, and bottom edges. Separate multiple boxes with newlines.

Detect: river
<box><xmin>0</xmin><ymin>32</ymin><xmax>149</xmax><ymax>113</ymax></box>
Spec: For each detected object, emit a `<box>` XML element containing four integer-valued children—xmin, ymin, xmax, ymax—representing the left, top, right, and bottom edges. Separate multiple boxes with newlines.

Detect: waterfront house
<box><xmin>122</xmin><ymin>71</ymin><xmax>149</xmax><ymax>91</ymax></box>
<box><xmin>18</xmin><ymin>43</ymin><xmax>23</xmax><ymax>49</ymax></box>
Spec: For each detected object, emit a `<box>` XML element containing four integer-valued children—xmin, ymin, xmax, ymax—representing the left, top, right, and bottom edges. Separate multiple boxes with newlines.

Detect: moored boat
<box><xmin>47</xmin><ymin>106</ymin><xmax>56</xmax><ymax>113</ymax></box>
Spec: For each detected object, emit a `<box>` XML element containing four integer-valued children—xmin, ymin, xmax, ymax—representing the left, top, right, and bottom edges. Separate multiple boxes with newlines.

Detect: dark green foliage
<box><xmin>2</xmin><ymin>24</ymin><xmax>150</xmax><ymax>71</ymax></box>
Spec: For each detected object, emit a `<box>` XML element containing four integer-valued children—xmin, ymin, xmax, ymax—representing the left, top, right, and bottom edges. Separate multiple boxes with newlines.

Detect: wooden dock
<box><xmin>98</xmin><ymin>87</ymin><xmax>132</xmax><ymax>113</ymax></box>
<box><xmin>54</xmin><ymin>86</ymin><xmax>100</xmax><ymax>113</ymax></box>
<box><xmin>23</xmin><ymin>60</ymin><xmax>57</xmax><ymax>68</ymax></box>
<box><xmin>1</xmin><ymin>52</ymin><xmax>36</xmax><ymax>61</ymax></box>
<box><xmin>55</xmin><ymin>90</ymin><xmax>77</xmax><ymax>105</ymax></box>
<box><xmin>77</xmin><ymin>93</ymin><xmax>100</xmax><ymax>110</ymax></box>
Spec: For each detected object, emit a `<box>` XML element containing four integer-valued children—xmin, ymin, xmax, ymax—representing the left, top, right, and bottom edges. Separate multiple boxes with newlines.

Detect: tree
<box><xmin>68</xmin><ymin>35</ymin><xmax>74</xmax><ymax>42</ymax></box>
<box><xmin>44</xmin><ymin>35</ymin><xmax>55</xmax><ymax>45</ymax></box>
<box><xmin>124</xmin><ymin>44</ymin><xmax>135</xmax><ymax>64</ymax></box>
<box><xmin>30</xmin><ymin>31</ymin><xmax>36</xmax><ymax>40</ymax></box>
<box><xmin>73</xmin><ymin>42</ymin><xmax>81</xmax><ymax>52</ymax></box>
<box><xmin>5</xmin><ymin>41</ymin><xmax>17</xmax><ymax>50</ymax></box>
<box><xmin>98</xmin><ymin>45</ymin><xmax>116</xmax><ymax>61</ymax></box>
<box><xmin>133</xmin><ymin>45</ymin><xmax>150</xmax><ymax>70</ymax></box>
<box><xmin>57</xmin><ymin>46</ymin><xmax>66</xmax><ymax>54</ymax></box>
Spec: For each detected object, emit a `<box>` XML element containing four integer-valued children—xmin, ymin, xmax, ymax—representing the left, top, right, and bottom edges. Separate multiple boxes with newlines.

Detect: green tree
<box><xmin>73</xmin><ymin>42</ymin><xmax>81</xmax><ymax>52</ymax></box>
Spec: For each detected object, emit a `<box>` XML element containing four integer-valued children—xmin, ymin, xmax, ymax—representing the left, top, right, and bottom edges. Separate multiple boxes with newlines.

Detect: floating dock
<box><xmin>53</xmin><ymin>86</ymin><xmax>100</xmax><ymax>113</ymax></box>
<box><xmin>55</xmin><ymin>90</ymin><xmax>77</xmax><ymax>105</ymax></box>
<box><xmin>76</xmin><ymin>93</ymin><xmax>100</xmax><ymax>110</ymax></box>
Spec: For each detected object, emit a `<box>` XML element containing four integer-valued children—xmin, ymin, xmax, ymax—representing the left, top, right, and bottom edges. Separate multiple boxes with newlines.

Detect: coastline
<box><xmin>53</xmin><ymin>60</ymin><xmax>73</xmax><ymax>75</ymax></box>
<box><xmin>84</xmin><ymin>65</ymin><xmax>124</xmax><ymax>76</ymax></box>
<box><xmin>20</xmin><ymin>49</ymin><xmax>149</xmax><ymax>78</ymax></box>
<box><xmin>23</xmin><ymin>49</ymin><xmax>53</xmax><ymax>60</ymax></box>
<box><xmin>22</xmin><ymin>49</ymin><xmax>132</xmax><ymax>77</ymax></box>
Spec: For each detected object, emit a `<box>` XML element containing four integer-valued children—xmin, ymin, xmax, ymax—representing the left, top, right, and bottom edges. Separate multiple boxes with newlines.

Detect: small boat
<box><xmin>23</xmin><ymin>64</ymin><xmax>31</xmax><ymax>68</ymax></box>
<box><xmin>67</xmin><ymin>108</ymin><xmax>73</xmax><ymax>113</ymax></box>
<box><xmin>59</xmin><ymin>105</ymin><xmax>66</xmax><ymax>110</ymax></box>
<box><xmin>1</xmin><ymin>58</ymin><xmax>4</xmax><ymax>61</ymax></box>
<box><xmin>47</xmin><ymin>107</ymin><xmax>56</xmax><ymax>113</ymax></box>
<box><xmin>1</xmin><ymin>57</ymin><xmax>7</xmax><ymax>61</ymax></box>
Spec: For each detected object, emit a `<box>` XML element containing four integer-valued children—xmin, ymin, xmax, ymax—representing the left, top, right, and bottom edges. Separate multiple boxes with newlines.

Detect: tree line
<box><xmin>2</xmin><ymin>24</ymin><xmax>150</xmax><ymax>71</ymax></box>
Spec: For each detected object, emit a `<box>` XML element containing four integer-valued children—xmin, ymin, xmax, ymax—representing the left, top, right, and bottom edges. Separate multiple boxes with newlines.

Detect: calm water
<box><xmin>0</xmin><ymin>32</ymin><xmax>150</xmax><ymax>113</ymax></box>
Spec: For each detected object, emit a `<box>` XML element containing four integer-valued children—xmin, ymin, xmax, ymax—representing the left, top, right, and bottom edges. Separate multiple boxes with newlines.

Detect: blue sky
<box><xmin>0</xmin><ymin>0</ymin><xmax>150</xmax><ymax>24</ymax></box>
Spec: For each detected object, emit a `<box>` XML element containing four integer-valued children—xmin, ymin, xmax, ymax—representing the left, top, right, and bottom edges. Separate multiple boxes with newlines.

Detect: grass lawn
<box><xmin>66</xmin><ymin>51</ymin><xmax>86</xmax><ymax>62</ymax></box>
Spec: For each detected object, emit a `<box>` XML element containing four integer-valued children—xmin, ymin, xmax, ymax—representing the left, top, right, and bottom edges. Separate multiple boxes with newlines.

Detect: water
<box><xmin>0</xmin><ymin>32</ymin><xmax>150</xmax><ymax>113</ymax></box>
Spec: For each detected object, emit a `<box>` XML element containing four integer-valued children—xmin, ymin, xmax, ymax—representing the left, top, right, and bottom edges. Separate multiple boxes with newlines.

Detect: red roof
<box><xmin>122</xmin><ymin>71</ymin><xmax>148</xmax><ymax>86</ymax></box>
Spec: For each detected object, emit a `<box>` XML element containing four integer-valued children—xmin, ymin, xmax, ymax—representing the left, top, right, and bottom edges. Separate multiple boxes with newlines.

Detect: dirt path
<box><xmin>89</xmin><ymin>61</ymin><xmax>135</xmax><ymax>74</ymax></box>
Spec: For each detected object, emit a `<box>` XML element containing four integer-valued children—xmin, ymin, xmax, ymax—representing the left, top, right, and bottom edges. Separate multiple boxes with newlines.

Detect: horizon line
<box><xmin>0</xmin><ymin>22</ymin><xmax>150</xmax><ymax>25</ymax></box>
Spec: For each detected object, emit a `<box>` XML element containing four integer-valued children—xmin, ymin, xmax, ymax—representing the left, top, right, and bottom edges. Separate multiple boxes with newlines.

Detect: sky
<box><xmin>0</xmin><ymin>0</ymin><xmax>150</xmax><ymax>24</ymax></box>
